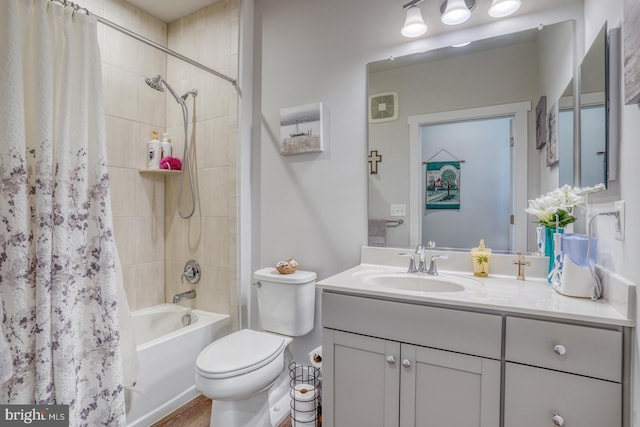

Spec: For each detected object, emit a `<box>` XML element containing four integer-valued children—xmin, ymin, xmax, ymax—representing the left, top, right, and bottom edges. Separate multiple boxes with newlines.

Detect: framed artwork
<box><xmin>546</xmin><ymin>102</ymin><xmax>558</xmax><ymax>167</ymax></box>
<box><xmin>425</xmin><ymin>161</ymin><xmax>461</xmax><ymax>210</ymax></box>
<box><xmin>624</xmin><ymin>0</ymin><xmax>640</xmax><ymax>104</ymax></box>
<box><xmin>279</xmin><ymin>102</ymin><xmax>324</xmax><ymax>155</ymax></box>
<box><xmin>535</xmin><ymin>96</ymin><xmax>547</xmax><ymax>149</ymax></box>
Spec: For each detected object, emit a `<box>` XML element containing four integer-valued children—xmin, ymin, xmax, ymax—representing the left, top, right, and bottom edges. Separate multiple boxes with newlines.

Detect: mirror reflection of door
<box><xmin>421</xmin><ymin>117</ymin><xmax>513</xmax><ymax>251</ymax></box>
<box><xmin>580</xmin><ymin>104</ymin><xmax>606</xmax><ymax>185</ymax></box>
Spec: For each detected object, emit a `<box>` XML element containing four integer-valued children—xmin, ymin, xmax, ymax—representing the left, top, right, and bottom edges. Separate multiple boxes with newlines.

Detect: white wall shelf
<box><xmin>138</xmin><ymin>169</ymin><xmax>181</xmax><ymax>175</ymax></box>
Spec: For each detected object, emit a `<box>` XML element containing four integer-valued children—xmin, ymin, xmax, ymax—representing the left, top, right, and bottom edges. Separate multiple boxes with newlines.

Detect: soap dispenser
<box><xmin>471</xmin><ymin>239</ymin><xmax>492</xmax><ymax>277</ymax></box>
<box><xmin>148</xmin><ymin>130</ymin><xmax>160</xmax><ymax>169</ymax></box>
<box><xmin>160</xmin><ymin>132</ymin><xmax>172</xmax><ymax>160</ymax></box>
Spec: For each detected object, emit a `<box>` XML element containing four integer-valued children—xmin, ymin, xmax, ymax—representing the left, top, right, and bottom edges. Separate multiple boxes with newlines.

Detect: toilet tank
<box><xmin>253</xmin><ymin>267</ymin><xmax>316</xmax><ymax>336</ymax></box>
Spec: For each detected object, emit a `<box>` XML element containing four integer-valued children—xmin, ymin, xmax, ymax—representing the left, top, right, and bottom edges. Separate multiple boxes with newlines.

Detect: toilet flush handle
<box><xmin>253</xmin><ymin>281</ymin><xmax>262</xmax><ymax>288</ymax></box>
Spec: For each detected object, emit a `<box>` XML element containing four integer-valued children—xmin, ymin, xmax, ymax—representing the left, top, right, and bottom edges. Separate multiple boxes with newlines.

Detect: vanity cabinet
<box><xmin>504</xmin><ymin>316</ymin><xmax>623</xmax><ymax>427</ymax></box>
<box><xmin>322</xmin><ymin>292</ymin><xmax>630</xmax><ymax>427</ymax></box>
<box><xmin>322</xmin><ymin>292</ymin><xmax>502</xmax><ymax>427</ymax></box>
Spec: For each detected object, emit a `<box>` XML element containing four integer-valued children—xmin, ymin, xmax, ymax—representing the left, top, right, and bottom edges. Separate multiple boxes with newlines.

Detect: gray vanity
<box><xmin>318</xmin><ymin>247</ymin><xmax>635</xmax><ymax>427</ymax></box>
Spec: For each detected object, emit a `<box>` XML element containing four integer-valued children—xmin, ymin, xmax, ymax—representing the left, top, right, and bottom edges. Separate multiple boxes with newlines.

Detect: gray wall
<box><xmin>251</xmin><ymin>0</ymin><xmax>610</xmax><ymax>369</ymax></box>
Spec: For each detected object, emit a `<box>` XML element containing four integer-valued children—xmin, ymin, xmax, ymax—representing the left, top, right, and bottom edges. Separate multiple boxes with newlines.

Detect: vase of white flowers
<box><xmin>526</xmin><ymin>184</ymin><xmax>605</xmax><ymax>274</ymax></box>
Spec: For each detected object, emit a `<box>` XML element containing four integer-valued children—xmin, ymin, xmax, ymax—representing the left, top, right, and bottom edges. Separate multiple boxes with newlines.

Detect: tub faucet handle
<box><xmin>181</xmin><ymin>260</ymin><xmax>201</xmax><ymax>284</ymax></box>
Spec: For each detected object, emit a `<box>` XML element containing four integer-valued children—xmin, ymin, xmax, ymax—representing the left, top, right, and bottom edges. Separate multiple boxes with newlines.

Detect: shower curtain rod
<box><xmin>47</xmin><ymin>0</ymin><xmax>238</xmax><ymax>88</ymax></box>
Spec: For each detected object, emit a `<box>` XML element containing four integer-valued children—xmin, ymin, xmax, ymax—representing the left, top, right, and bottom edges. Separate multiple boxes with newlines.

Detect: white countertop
<box><xmin>317</xmin><ymin>248</ymin><xmax>636</xmax><ymax>327</ymax></box>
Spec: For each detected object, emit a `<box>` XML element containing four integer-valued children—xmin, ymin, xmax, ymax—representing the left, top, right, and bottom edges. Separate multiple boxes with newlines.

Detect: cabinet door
<box><xmin>400</xmin><ymin>344</ymin><xmax>500</xmax><ymax>427</ymax></box>
<box><xmin>322</xmin><ymin>329</ymin><xmax>400</xmax><ymax>427</ymax></box>
<box><xmin>505</xmin><ymin>363</ymin><xmax>621</xmax><ymax>427</ymax></box>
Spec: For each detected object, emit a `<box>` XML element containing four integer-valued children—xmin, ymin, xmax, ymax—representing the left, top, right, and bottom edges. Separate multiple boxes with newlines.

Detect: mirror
<box><xmin>579</xmin><ymin>24</ymin><xmax>607</xmax><ymax>187</ymax></box>
<box><xmin>558</xmin><ymin>79</ymin><xmax>575</xmax><ymax>186</ymax></box>
<box><xmin>368</xmin><ymin>21</ymin><xmax>575</xmax><ymax>252</ymax></box>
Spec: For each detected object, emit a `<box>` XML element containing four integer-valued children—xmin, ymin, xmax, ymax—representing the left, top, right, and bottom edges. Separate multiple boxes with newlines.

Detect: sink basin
<box><xmin>362</xmin><ymin>273</ymin><xmax>480</xmax><ymax>293</ymax></box>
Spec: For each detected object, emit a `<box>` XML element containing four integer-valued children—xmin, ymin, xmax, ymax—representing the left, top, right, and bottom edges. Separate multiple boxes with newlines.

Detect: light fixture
<box><xmin>401</xmin><ymin>0</ymin><xmax>427</xmax><ymax>38</ymax></box>
<box><xmin>440</xmin><ymin>0</ymin><xmax>475</xmax><ymax>26</ymax></box>
<box><xmin>488</xmin><ymin>0</ymin><xmax>521</xmax><ymax>18</ymax></box>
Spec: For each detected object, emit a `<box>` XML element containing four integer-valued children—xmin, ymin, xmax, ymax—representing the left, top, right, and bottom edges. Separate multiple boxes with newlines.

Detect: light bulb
<box><xmin>401</xmin><ymin>6</ymin><xmax>428</xmax><ymax>38</ymax></box>
<box><xmin>488</xmin><ymin>0</ymin><xmax>521</xmax><ymax>18</ymax></box>
<box><xmin>441</xmin><ymin>0</ymin><xmax>471</xmax><ymax>25</ymax></box>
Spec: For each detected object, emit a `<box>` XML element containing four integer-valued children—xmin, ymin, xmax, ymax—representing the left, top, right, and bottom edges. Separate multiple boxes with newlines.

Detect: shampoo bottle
<box><xmin>148</xmin><ymin>130</ymin><xmax>160</xmax><ymax>169</ymax></box>
<box><xmin>160</xmin><ymin>132</ymin><xmax>172</xmax><ymax>160</ymax></box>
<box><xmin>471</xmin><ymin>239</ymin><xmax>492</xmax><ymax>277</ymax></box>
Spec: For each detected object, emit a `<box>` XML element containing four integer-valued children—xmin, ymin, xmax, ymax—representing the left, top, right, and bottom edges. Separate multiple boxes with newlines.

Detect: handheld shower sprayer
<box><xmin>144</xmin><ymin>75</ymin><xmax>198</xmax><ymax>218</ymax></box>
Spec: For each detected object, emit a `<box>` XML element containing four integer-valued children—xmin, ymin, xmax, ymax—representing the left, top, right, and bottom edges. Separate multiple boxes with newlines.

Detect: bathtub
<box><xmin>125</xmin><ymin>304</ymin><xmax>230</xmax><ymax>427</ymax></box>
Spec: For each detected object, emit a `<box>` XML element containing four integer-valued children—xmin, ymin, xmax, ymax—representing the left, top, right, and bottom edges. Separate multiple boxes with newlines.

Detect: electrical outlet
<box><xmin>390</xmin><ymin>204</ymin><xmax>406</xmax><ymax>217</ymax></box>
<box><xmin>614</xmin><ymin>200</ymin><xmax>625</xmax><ymax>241</ymax></box>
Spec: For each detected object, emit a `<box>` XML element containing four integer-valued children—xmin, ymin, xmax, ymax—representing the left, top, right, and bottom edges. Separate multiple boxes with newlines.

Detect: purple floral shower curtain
<box><xmin>0</xmin><ymin>0</ymin><xmax>125</xmax><ymax>425</ymax></box>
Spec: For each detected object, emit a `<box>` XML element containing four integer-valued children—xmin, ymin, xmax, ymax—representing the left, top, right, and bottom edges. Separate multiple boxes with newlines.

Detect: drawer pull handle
<box><xmin>552</xmin><ymin>414</ymin><xmax>565</xmax><ymax>426</ymax></box>
<box><xmin>386</xmin><ymin>356</ymin><xmax>396</xmax><ymax>365</ymax></box>
<box><xmin>402</xmin><ymin>359</ymin><xmax>412</xmax><ymax>368</ymax></box>
<box><xmin>553</xmin><ymin>344</ymin><xmax>567</xmax><ymax>355</ymax></box>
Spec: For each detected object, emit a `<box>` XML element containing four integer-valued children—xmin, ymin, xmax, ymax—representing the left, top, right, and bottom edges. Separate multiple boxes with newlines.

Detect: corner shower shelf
<box><xmin>138</xmin><ymin>169</ymin><xmax>182</xmax><ymax>175</ymax></box>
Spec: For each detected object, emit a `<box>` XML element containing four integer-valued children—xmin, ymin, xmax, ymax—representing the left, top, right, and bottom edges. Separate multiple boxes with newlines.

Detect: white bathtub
<box><xmin>125</xmin><ymin>304</ymin><xmax>230</xmax><ymax>427</ymax></box>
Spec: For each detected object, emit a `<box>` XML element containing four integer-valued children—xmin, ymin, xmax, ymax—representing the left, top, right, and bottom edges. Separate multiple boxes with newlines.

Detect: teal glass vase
<box><xmin>545</xmin><ymin>227</ymin><xmax>564</xmax><ymax>280</ymax></box>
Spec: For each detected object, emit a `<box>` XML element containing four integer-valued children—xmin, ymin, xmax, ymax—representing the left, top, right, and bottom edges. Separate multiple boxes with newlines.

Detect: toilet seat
<box><xmin>196</xmin><ymin>329</ymin><xmax>285</xmax><ymax>379</ymax></box>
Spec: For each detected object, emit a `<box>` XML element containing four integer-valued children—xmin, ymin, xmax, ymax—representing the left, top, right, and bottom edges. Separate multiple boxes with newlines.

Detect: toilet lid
<box><xmin>196</xmin><ymin>329</ymin><xmax>285</xmax><ymax>379</ymax></box>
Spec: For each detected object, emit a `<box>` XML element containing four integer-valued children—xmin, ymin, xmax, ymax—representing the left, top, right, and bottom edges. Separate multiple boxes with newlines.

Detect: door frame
<box><xmin>408</xmin><ymin>101</ymin><xmax>531</xmax><ymax>251</ymax></box>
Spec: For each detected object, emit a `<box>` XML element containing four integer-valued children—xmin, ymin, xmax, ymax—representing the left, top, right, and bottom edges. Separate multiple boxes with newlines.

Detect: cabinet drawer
<box><xmin>505</xmin><ymin>316</ymin><xmax>622</xmax><ymax>382</ymax></box>
<box><xmin>505</xmin><ymin>363</ymin><xmax>621</xmax><ymax>427</ymax></box>
<box><xmin>323</xmin><ymin>292</ymin><xmax>502</xmax><ymax>359</ymax></box>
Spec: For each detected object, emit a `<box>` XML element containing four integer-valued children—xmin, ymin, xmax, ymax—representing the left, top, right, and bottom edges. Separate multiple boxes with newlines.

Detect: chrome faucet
<box><xmin>426</xmin><ymin>255</ymin><xmax>448</xmax><ymax>276</ymax></box>
<box><xmin>415</xmin><ymin>244</ymin><xmax>427</xmax><ymax>272</ymax></box>
<box><xmin>173</xmin><ymin>290</ymin><xmax>196</xmax><ymax>304</ymax></box>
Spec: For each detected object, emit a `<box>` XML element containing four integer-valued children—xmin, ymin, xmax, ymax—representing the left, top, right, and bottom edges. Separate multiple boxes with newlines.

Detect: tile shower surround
<box><xmin>81</xmin><ymin>0</ymin><xmax>238</xmax><ymax>328</ymax></box>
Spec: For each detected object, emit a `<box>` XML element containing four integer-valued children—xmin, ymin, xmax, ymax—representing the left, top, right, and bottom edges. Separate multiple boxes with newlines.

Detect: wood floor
<box><xmin>151</xmin><ymin>395</ymin><xmax>293</xmax><ymax>427</ymax></box>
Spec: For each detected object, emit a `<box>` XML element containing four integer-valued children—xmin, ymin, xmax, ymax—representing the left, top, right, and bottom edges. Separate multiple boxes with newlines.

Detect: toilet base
<box><xmin>210</xmin><ymin>391</ymin><xmax>271</xmax><ymax>427</ymax></box>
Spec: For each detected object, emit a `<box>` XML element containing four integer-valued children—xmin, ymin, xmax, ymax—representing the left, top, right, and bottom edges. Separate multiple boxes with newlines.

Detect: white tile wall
<box><xmin>165</xmin><ymin>0</ymin><xmax>239</xmax><ymax>328</ymax></box>
<box><xmin>76</xmin><ymin>0</ymin><xmax>238</xmax><ymax>315</ymax></box>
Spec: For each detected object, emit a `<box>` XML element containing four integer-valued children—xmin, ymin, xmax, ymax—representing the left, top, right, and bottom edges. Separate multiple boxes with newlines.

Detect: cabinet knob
<box><xmin>552</xmin><ymin>414</ymin><xmax>565</xmax><ymax>426</ymax></box>
<box><xmin>402</xmin><ymin>359</ymin><xmax>412</xmax><ymax>368</ymax></box>
<box><xmin>386</xmin><ymin>356</ymin><xmax>396</xmax><ymax>365</ymax></box>
<box><xmin>553</xmin><ymin>344</ymin><xmax>567</xmax><ymax>355</ymax></box>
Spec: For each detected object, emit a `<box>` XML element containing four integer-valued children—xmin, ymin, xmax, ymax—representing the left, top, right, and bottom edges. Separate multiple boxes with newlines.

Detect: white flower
<box><xmin>525</xmin><ymin>183</ymin><xmax>605</xmax><ymax>228</ymax></box>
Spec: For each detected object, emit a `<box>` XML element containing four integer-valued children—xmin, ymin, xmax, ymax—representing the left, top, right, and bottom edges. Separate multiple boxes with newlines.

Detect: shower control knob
<box><xmin>552</xmin><ymin>414</ymin><xmax>565</xmax><ymax>426</ymax></box>
<box><xmin>181</xmin><ymin>260</ymin><xmax>201</xmax><ymax>284</ymax></box>
<box><xmin>402</xmin><ymin>359</ymin><xmax>412</xmax><ymax>368</ymax></box>
<box><xmin>553</xmin><ymin>344</ymin><xmax>567</xmax><ymax>355</ymax></box>
<box><xmin>386</xmin><ymin>356</ymin><xmax>396</xmax><ymax>365</ymax></box>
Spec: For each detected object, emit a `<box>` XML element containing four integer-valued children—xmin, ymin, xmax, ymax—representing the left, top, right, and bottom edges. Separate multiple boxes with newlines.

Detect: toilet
<box><xmin>195</xmin><ymin>267</ymin><xmax>316</xmax><ymax>427</ymax></box>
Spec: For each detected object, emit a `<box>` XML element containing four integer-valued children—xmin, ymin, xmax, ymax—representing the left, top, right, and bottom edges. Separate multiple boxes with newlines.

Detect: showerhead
<box><xmin>144</xmin><ymin>74</ymin><xmax>183</xmax><ymax>105</ymax></box>
<box><xmin>145</xmin><ymin>75</ymin><xmax>164</xmax><ymax>92</ymax></box>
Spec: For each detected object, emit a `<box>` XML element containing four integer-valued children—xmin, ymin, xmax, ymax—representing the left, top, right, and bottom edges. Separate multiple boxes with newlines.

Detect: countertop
<box><xmin>317</xmin><ymin>261</ymin><xmax>635</xmax><ymax>327</ymax></box>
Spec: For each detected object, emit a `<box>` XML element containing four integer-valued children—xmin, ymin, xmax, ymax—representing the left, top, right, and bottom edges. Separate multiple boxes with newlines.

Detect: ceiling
<box><xmin>125</xmin><ymin>0</ymin><xmax>569</xmax><ymax>26</ymax></box>
<box><xmin>125</xmin><ymin>0</ymin><xmax>219</xmax><ymax>23</ymax></box>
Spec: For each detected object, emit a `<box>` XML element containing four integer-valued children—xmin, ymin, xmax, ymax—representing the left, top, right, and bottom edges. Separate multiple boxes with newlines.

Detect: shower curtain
<box><xmin>0</xmin><ymin>1</ymin><xmax>125</xmax><ymax>425</ymax></box>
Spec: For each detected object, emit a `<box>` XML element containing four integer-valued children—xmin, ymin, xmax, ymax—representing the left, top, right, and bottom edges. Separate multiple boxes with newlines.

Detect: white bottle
<box><xmin>160</xmin><ymin>132</ymin><xmax>172</xmax><ymax>160</ymax></box>
<box><xmin>148</xmin><ymin>130</ymin><xmax>161</xmax><ymax>169</ymax></box>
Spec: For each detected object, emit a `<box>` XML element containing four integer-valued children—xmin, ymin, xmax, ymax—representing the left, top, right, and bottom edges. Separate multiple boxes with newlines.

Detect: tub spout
<box><xmin>172</xmin><ymin>290</ymin><xmax>196</xmax><ymax>304</ymax></box>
